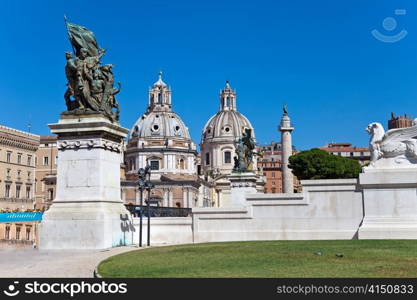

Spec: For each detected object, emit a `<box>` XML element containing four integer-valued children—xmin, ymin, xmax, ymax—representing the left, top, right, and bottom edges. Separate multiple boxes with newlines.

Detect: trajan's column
<box><xmin>279</xmin><ymin>105</ymin><xmax>294</xmax><ymax>193</ymax></box>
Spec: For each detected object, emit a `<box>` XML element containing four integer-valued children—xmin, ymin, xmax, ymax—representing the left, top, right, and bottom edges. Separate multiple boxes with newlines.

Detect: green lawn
<box><xmin>98</xmin><ymin>240</ymin><xmax>417</xmax><ymax>278</ymax></box>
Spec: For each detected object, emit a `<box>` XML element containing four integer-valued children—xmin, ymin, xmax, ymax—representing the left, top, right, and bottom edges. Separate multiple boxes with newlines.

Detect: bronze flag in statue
<box><xmin>65</xmin><ymin>17</ymin><xmax>102</xmax><ymax>57</ymax></box>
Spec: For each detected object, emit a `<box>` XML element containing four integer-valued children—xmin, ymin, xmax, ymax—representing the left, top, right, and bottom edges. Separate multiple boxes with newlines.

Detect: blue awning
<box><xmin>0</xmin><ymin>212</ymin><xmax>43</xmax><ymax>223</ymax></box>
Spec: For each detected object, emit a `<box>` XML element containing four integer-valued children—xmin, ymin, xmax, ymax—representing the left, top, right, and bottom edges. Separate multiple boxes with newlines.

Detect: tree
<box><xmin>288</xmin><ymin>148</ymin><xmax>362</xmax><ymax>180</ymax></box>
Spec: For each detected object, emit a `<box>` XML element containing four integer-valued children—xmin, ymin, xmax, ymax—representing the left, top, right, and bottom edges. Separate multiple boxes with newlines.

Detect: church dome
<box><xmin>202</xmin><ymin>110</ymin><xmax>254</xmax><ymax>142</ymax></box>
<box><xmin>129</xmin><ymin>72</ymin><xmax>191</xmax><ymax>140</ymax></box>
<box><xmin>130</xmin><ymin>110</ymin><xmax>191</xmax><ymax>139</ymax></box>
<box><xmin>201</xmin><ymin>81</ymin><xmax>255</xmax><ymax>143</ymax></box>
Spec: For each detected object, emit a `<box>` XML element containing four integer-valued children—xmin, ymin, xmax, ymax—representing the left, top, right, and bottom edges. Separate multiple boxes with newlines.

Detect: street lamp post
<box><xmin>137</xmin><ymin>166</ymin><xmax>154</xmax><ymax>247</ymax></box>
<box><xmin>139</xmin><ymin>187</ymin><xmax>143</xmax><ymax>247</ymax></box>
<box><xmin>145</xmin><ymin>172</ymin><xmax>155</xmax><ymax>247</ymax></box>
<box><xmin>137</xmin><ymin>167</ymin><xmax>147</xmax><ymax>248</ymax></box>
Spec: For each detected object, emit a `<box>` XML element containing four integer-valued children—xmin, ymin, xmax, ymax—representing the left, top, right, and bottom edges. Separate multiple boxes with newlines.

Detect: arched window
<box><xmin>179</xmin><ymin>159</ymin><xmax>185</xmax><ymax>169</ymax></box>
<box><xmin>224</xmin><ymin>151</ymin><xmax>231</xmax><ymax>164</ymax></box>
<box><xmin>205</xmin><ymin>153</ymin><xmax>210</xmax><ymax>165</ymax></box>
<box><xmin>158</xmin><ymin>92</ymin><xmax>162</xmax><ymax>103</ymax></box>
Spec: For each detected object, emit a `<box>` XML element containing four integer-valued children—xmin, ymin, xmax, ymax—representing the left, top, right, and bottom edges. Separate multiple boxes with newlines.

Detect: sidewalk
<box><xmin>0</xmin><ymin>246</ymin><xmax>138</xmax><ymax>278</ymax></box>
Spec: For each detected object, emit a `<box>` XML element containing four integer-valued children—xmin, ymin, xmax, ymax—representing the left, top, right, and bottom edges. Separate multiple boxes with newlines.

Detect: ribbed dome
<box><xmin>130</xmin><ymin>110</ymin><xmax>191</xmax><ymax>139</ymax></box>
<box><xmin>202</xmin><ymin>110</ymin><xmax>255</xmax><ymax>142</ymax></box>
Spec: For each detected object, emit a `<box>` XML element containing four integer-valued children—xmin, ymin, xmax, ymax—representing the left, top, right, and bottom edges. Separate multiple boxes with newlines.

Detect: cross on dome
<box><xmin>152</xmin><ymin>71</ymin><xmax>167</xmax><ymax>88</ymax></box>
<box><xmin>224</xmin><ymin>80</ymin><xmax>231</xmax><ymax>90</ymax></box>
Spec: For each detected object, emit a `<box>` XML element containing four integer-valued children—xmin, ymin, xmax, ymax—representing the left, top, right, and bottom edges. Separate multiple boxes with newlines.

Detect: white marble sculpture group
<box><xmin>366</xmin><ymin>121</ymin><xmax>417</xmax><ymax>168</ymax></box>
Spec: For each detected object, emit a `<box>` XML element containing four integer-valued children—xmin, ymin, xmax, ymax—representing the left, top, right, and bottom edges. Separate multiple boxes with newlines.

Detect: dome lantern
<box><xmin>148</xmin><ymin>71</ymin><xmax>171</xmax><ymax>111</ymax></box>
<box><xmin>220</xmin><ymin>80</ymin><xmax>237</xmax><ymax>111</ymax></box>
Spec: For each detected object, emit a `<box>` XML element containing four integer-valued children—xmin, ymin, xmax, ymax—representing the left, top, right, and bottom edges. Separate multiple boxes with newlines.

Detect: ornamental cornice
<box><xmin>58</xmin><ymin>138</ymin><xmax>122</xmax><ymax>153</ymax></box>
<box><xmin>230</xmin><ymin>181</ymin><xmax>257</xmax><ymax>188</ymax></box>
<box><xmin>0</xmin><ymin>136</ymin><xmax>39</xmax><ymax>152</ymax></box>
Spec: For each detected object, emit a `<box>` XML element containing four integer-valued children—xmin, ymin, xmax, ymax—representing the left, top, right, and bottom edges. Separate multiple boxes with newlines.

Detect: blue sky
<box><xmin>0</xmin><ymin>0</ymin><xmax>415</xmax><ymax>150</ymax></box>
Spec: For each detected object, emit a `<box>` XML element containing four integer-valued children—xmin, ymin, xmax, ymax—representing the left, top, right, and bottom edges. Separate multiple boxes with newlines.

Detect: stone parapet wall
<box><xmin>131</xmin><ymin>179</ymin><xmax>365</xmax><ymax>245</ymax></box>
<box><xmin>192</xmin><ymin>179</ymin><xmax>363</xmax><ymax>243</ymax></box>
<box><xmin>131</xmin><ymin>217</ymin><xmax>193</xmax><ymax>245</ymax></box>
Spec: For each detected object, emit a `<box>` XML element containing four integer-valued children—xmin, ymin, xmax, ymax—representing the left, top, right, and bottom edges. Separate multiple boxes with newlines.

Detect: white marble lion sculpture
<box><xmin>366</xmin><ymin>122</ymin><xmax>417</xmax><ymax>168</ymax></box>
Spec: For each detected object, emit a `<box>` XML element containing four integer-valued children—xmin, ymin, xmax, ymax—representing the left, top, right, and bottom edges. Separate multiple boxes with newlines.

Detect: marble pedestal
<box><xmin>358</xmin><ymin>168</ymin><xmax>417</xmax><ymax>239</ymax></box>
<box><xmin>228</xmin><ymin>172</ymin><xmax>258</xmax><ymax>207</ymax></box>
<box><xmin>39</xmin><ymin>113</ymin><xmax>133</xmax><ymax>249</ymax></box>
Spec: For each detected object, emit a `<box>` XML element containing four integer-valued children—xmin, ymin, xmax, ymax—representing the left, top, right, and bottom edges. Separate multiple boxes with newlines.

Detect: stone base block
<box><xmin>359</xmin><ymin>217</ymin><xmax>417</xmax><ymax>239</ymax></box>
<box><xmin>40</xmin><ymin>114</ymin><xmax>134</xmax><ymax>250</ymax></box>
<box><xmin>39</xmin><ymin>202</ymin><xmax>133</xmax><ymax>250</ymax></box>
<box><xmin>228</xmin><ymin>172</ymin><xmax>258</xmax><ymax>207</ymax></box>
<box><xmin>358</xmin><ymin>168</ymin><xmax>417</xmax><ymax>239</ymax></box>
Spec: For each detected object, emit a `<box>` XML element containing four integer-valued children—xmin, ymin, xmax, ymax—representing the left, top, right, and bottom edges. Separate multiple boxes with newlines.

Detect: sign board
<box><xmin>0</xmin><ymin>212</ymin><xmax>43</xmax><ymax>223</ymax></box>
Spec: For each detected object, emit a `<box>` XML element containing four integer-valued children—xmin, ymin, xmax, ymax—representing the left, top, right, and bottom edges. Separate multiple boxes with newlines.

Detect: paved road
<box><xmin>0</xmin><ymin>246</ymin><xmax>138</xmax><ymax>278</ymax></box>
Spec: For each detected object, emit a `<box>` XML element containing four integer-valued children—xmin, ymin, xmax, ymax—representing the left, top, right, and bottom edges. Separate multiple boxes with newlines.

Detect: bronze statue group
<box><xmin>64</xmin><ymin>20</ymin><xmax>120</xmax><ymax>122</ymax></box>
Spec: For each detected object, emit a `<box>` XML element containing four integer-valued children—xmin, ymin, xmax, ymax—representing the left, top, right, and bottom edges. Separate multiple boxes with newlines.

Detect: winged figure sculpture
<box><xmin>366</xmin><ymin>122</ymin><xmax>417</xmax><ymax>168</ymax></box>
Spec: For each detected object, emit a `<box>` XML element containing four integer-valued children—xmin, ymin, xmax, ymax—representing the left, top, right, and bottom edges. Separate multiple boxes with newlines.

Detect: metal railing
<box><xmin>125</xmin><ymin>204</ymin><xmax>192</xmax><ymax>218</ymax></box>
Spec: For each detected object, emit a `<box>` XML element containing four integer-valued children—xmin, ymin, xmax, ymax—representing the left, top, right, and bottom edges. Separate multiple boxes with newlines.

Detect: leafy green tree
<box><xmin>288</xmin><ymin>148</ymin><xmax>362</xmax><ymax>180</ymax></box>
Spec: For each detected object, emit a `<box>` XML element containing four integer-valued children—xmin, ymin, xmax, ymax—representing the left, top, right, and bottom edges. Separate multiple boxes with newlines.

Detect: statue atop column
<box><xmin>63</xmin><ymin>17</ymin><xmax>120</xmax><ymax>123</ymax></box>
<box><xmin>233</xmin><ymin>128</ymin><xmax>257</xmax><ymax>172</ymax></box>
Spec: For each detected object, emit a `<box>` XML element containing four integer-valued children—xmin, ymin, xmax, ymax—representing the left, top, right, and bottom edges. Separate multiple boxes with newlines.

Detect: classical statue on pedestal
<box><xmin>233</xmin><ymin>128</ymin><xmax>257</xmax><ymax>172</ymax></box>
<box><xmin>63</xmin><ymin>17</ymin><xmax>121</xmax><ymax>122</ymax></box>
<box><xmin>366</xmin><ymin>122</ymin><xmax>417</xmax><ymax>168</ymax></box>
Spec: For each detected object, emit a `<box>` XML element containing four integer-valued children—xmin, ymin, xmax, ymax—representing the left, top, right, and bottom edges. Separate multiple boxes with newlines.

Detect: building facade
<box><xmin>0</xmin><ymin>125</ymin><xmax>40</xmax><ymax>247</ymax></box>
<box><xmin>258</xmin><ymin>142</ymin><xmax>300</xmax><ymax>193</ymax></box>
<box><xmin>0</xmin><ymin>125</ymin><xmax>39</xmax><ymax>211</ymax></box>
<box><xmin>122</xmin><ymin>72</ymin><xmax>200</xmax><ymax>208</ymax></box>
<box><xmin>0</xmin><ymin>220</ymin><xmax>38</xmax><ymax>247</ymax></box>
<box><xmin>388</xmin><ymin>112</ymin><xmax>413</xmax><ymax>129</ymax></box>
<box><xmin>319</xmin><ymin>142</ymin><xmax>370</xmax><ymax>165</ymax></box>
<box><xmin>258</xmin><ymin>143</ymin><xmax>283</xmax><ymax>193</ymax></box>
<box><xmin>34</xmin><ymin>136</ymin><xmax>58</xmax><ymax>210</ymax></box>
